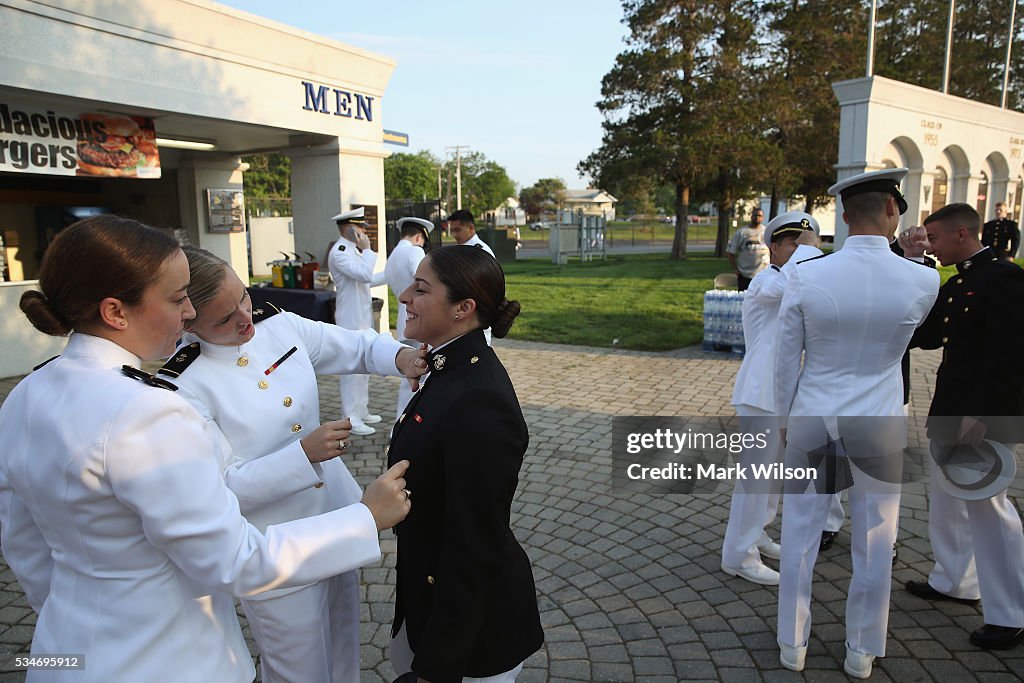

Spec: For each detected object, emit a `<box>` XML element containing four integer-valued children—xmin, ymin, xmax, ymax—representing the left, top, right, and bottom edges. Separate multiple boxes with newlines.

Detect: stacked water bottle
<box><xmin>702</xmin><ymin>289</ymin><xmax>746</xmax><ymax>356</ymax></box>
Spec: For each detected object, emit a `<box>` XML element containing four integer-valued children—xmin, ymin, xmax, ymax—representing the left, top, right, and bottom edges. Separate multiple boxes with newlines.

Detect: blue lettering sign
<box><xmin>334</xmin><ymin>89</ymin><xmax>352</xmax><ymax>118</ymax></box>
<box><xmin>302</xmin><ymin>81</ymin><xmax>330</xmax><ymax>113</ymax></box>
<box><xmin>355</xmin><ymin>94</ymin><xmax>373</xmax><ymax>121</ymax></box>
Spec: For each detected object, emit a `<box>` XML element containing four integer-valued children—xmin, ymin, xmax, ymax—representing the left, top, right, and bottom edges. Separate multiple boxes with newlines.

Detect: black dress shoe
<box><xmin>905</xmin><ymin>579</ymin><xmax>980</xmax><ymax>605</ymax></box>
<box><xmin>819</xmin><ymin>530</ymin><xmax>838</xmax><ymax>551</ymax></box>
<box><xmin>970</xmin><ymin>624</ymin><xmax>1024</xmax><ymax>650</ymax></box>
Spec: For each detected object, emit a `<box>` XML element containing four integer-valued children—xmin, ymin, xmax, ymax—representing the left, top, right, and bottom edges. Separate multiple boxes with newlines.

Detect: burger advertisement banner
<box><xmin>0</xmin><ymin>101</ymin><xmax>161</xmax><ymax>178</ymax></box>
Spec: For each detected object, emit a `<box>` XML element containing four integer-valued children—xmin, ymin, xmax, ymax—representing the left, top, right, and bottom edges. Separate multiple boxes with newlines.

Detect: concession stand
<box><xmin>0</xmin><ymin>0</ymin><xmax>396</xmax><ymax>376</ymax></box>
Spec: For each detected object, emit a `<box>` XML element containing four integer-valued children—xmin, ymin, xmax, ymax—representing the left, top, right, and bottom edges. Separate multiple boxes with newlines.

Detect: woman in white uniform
<box><xmin>164</xmin><ymin>246</ymin><xmax>424</xmax><ymax>683</ymax></box>
<box><xmin>0</xmin><ymin>215</ymin><xmax>412</xmax><ymax>683</ymax></box>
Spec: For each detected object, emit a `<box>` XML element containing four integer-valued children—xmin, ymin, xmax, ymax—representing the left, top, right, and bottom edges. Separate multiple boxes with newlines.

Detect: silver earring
<box><xmin>454</xmin><ymin>314</ymin><xmax>460</xmax><ymax>320</ymax></box>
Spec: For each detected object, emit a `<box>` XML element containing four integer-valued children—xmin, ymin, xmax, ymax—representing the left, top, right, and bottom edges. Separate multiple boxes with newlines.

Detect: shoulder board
<box><xmin>252</xmin><ymin>301</ymin><xmax>282</xmax><ymax>324</ymax></box>
<box><xmin>797</xmin><ymin>253</ymin><xmax>831</xmax><ymax>264</ymax></box>
<box><xmin>32</xmin><ymin>355</ymin><xmax>59</xmax><ymax>371</ymax></box>
<box><xmin>158</xmin><ymin>342</ymin><xmax>201</xmax><ymax>378</ymax></box>
<box><xmin>337</xmin><ymin>244</ymin><xmax>346</xmax><ymax>251</ymax></box>
<box><xmin>121</xmin><ymin>365</ymin><xmax>178</xmax><ymax>391</ymax></box>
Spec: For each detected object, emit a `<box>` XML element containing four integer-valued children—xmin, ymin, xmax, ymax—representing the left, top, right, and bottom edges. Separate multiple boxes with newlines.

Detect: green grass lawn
<box><xmin>385</xmin><ymin>253</ymin><xmax>727</xmax><ymax>351</ymax></box>
<box><xmin>381</xmin><ymin>253</ymin><xmax>1024</xmax><ymax>352</ymax></box>
<box><xmin>501</xmin><ymin>253</ymin><xmax>726</xmax><ymax>350</ymax></box>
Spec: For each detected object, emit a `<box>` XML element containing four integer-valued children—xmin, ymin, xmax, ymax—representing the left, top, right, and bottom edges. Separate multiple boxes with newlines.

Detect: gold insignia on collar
<box><xmin>963</xmin><ymin>260</ymin><xmax>972</xmax><ymax>270</ymax></box>
<box><xmin>432</xmin><ymin>354</ymin><xmax>446</xmax><ymax>371</ymax></box>
<box><xmin>253</xmin><ymin>308</ymin><xmax>264</xmax><ymax>316</ymax></box>
<box><xmin>470</xmin><ymin>356</ymin><xmax>479</xmax><ymax>364</ymax></box>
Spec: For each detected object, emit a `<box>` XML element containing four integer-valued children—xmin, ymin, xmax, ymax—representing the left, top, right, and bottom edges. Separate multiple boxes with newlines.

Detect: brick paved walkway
<box><xmin>0</xmin><ymin>340</ymin><xmax>1022</xmax><ymax>682</ymax></box>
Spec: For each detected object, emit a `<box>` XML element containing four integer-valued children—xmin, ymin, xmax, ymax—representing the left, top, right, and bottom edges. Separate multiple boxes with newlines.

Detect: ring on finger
<box><xmin>402</xmin><ymin>488</ymin><xmax>411</xmax><ymax>501</ymax></box>
<box><xmin>338</xmin><ymin>439</ymin><xmax>347</xmax><ymax>451</ymax></box>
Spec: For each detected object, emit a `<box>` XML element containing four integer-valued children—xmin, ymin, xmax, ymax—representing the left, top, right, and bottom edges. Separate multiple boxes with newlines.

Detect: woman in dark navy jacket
<box><xmin>387</xmin><ymin>246</ymin><xmax>543</xmax><ymax>683</ymax></box>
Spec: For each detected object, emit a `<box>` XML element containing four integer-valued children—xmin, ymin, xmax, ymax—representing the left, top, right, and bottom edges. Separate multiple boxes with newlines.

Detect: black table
<box><xmin>247</xmin><ymin>287</ymin><xmax>335</xmax><ymax>324</ymax></box>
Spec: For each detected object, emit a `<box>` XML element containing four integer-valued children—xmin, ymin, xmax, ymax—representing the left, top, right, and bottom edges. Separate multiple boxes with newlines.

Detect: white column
<box><xmin>289</xmin><ymin>141</ymin><xmax>390</xmax><ymax>333</ymax></box>
<box><xmin>176</xmin><ymin>154</ymin><xmax>250</xmax><ymax>284</ymax></box>
<box><xmin>902</xmin><ymin>167</ymin><xmax>924</xmax><ymax>232</ymax></box>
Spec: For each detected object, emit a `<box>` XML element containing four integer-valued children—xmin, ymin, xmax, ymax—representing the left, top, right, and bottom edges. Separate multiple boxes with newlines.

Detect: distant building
<box><xmin>564</xmin><ymin>189</ymin><xmax>618</xmax><ymax>220</ymax></box>
<box><xmin>484</xmin><ymin>197</ymin><xmax>527</xmax><ymax>227</ymax></box>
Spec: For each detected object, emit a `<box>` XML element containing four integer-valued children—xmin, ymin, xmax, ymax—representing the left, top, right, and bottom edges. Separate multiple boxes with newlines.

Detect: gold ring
<box><xmin>402</xmin><ymin>488</ymin><xmax>411</xmax><ymax>501</ymax></box>
<box><xmin>339</xmin><ymin>439</ymin><xmax>347</xmax><ymax>451</ymax></box>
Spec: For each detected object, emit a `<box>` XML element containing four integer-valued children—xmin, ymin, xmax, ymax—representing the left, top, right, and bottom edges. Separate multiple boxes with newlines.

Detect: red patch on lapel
<box><xmin>414</xmin><ymin>414</ymin><xmax>423</xmax><ymax>423</ymax></box>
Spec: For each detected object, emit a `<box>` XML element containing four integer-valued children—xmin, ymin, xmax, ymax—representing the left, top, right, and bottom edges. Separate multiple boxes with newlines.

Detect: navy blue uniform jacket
<box><xmin>387</xmin><ymin>329</ymin><xmax>543</xmax><ymax>682</ymax></box>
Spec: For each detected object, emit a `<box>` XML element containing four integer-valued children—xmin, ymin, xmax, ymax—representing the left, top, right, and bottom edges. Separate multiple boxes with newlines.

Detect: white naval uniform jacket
<box><xmin>462</xmin><ymin>233</ymin><xmax>496</xmax><ymax>258</ymax></box>
<box><xmin>329</xmin><ymin>235</ymin><xmax>377</xmax><ymax>330</ymax></box>
<box><xmin>774</xmin><ymin>236</ymin><xmax>939</xmax><ymax>451</ymax></box>
<box><xmin>374</xmin><ymin>238</ymin><xmax>425</xmax><ymax>342</ymax></box>
<box><xmin>0</xmin><ymin>333</ymin><xmax>382</xmax><ymax>683</ymax></box>
<box><xmin>170</xmin><ymin>310</ymin><xmax>403</xmax><ymax>536</ymax></box>
<box><xmin>731</xmin><ymin>244</ymin><xmax>822</xmax><ymax>412</ymax></box>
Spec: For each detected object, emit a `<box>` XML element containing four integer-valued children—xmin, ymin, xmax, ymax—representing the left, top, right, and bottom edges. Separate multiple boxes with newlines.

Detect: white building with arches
<box><xmin>832</xmin><ymin>74</ymin><xmax>1024</xmax><ymax>253</ymax></box>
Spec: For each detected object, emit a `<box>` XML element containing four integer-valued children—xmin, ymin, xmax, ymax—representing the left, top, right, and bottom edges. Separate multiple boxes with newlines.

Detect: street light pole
<box><xmin>445</xmin><ymin>145</ymin><xmax>470</xmax><ymax>211</ymax></box>
<box><xmin>1002</xmin><ymin>0</ymin><xmax>1017</xmax><ymax>108</ymax></box>
<box><xmin>941</xmin><ymin>0</ymin><xmax>956</xmax><ymax>94</ymax></box>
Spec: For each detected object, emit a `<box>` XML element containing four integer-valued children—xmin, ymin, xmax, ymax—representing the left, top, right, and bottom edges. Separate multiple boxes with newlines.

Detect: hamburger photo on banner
<box><xmin>76</xmin><ymin>113</ymin><xmax>160</xmax><ymax>178</ymax></box>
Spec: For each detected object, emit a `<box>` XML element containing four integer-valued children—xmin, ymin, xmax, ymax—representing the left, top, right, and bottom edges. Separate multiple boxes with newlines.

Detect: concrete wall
<box><xmin>0</xmin><ymin>282</ymin><xmax>67</xmax><ymax>379</ymax></box>
<box><xmin>250</xmin><ymin>217</ymin><xmax>296</xmax><ymax>277</ymax></box>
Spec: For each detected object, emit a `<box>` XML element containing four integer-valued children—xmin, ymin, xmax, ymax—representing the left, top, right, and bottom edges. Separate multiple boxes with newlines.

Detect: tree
<box><xmin>519</xmin><ymin>178</ymin><xmax>567</xmax><ymax>219</ymax></box>
<box><xmin>763</xmin><ymin>0</ymin><xmax>868</xmax><ymax>212</ymax></box>
<box><xmin>582</xmin><ymin>0</ymin><xmax>778</xmax><ymax>259</ymax></box>
<box><xmin>445</xmin><ymin>151</ymin><xmax>517</xmax><ymax>220</ymax></box>
<box><xmin>241</xmin><ymin>153</ymin><xmax>291</xmax><ymax>216</ymax></box>
<box><xmin>384</xmin><ymin>150</ymin><xmax>440</xmax><ymax>200</ymax></box>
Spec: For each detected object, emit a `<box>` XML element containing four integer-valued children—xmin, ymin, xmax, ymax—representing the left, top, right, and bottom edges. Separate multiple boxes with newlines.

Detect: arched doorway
<box><xmin>932</xmin><ymin>167</ymin><xmax>948</xmax><ymax>214</ymax></box>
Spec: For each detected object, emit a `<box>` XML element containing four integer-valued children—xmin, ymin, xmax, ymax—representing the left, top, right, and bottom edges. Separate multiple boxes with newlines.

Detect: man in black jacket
<box><xmin>982</xmin><ymin>202</ymin><xmax>1020</xmax><ymax>261</ymax></box>
<box><xmin>900</xmin><ymin>203</ymin><xmax>1024</xmax><ymax>650</ymax></box>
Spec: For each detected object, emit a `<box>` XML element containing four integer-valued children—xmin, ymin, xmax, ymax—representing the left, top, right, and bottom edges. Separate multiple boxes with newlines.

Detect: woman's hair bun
<box><xmin>490</xmin><ymin>298</ymin><xmax>521</xmax><ymax>339</ymax></box>
<box><xmin>20</xmin><ymin>290</ymin><xmax>71</xmax><ymax>337</ymax></box>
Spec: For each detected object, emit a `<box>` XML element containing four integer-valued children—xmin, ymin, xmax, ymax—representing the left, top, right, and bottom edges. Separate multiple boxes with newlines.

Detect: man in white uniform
<box><xmin>722</xmin><ymin>212</ymin><xmax>822</xmax><ymax>586</ymax></box>
<box><xmin>328</xmin><ymin>207</ymin><xmax>382</xmax><ymax>435</ymax></box>
<box><xmin>373</xmin><ymin>216</ymin><xmax>430</xmax><ymax>418</ymax></box>
<box><xmin>447</xmin><ymin>209</ymin><xmax>495</xmax><ymax>257</ymax></box>
<box><xmin>774</xmin><ymin>168</ymin><xmax>939</xmax><ymax>678</ymax></box>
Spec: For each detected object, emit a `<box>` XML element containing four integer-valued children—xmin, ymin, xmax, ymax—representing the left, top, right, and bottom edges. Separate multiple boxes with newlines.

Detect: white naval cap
<box><xmin>396</xmin><ymin>217</ymin><xmax>434</xmax><ymax>237</ymax></box>
<box><xmin>931</xmin><ymin>439</ymin><xmax>1017</xmax><ymax>501</ymax></box>
<box><xmin>332</xmin><ymin>207</ymin><xmax>366</xmax><ymax>224</ymax></box>
<box><xmin>765</xmin><ymin>211</ymin><xmax>819</xmax><ymax>243</ymax></box>
<box><xmin>828</xmin><ymin>167</ymin><xmax>909</xmax><ymax>215</ymax></box>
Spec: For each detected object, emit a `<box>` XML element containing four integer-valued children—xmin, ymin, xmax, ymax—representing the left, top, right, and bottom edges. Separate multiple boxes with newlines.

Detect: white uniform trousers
<box><xmin>926</xmin><ymin>452</ymin><xmax>1024</xmax><ymax>627</ymax></box>
<box><xmin>825</xmin><ymin>493</ymin><xmax>845</xmax><ymax>533</ymax></box>
<box><xmin>242</xmin><ymin>571</ymin><xmax>360</xmax><ymax>683</ymax></box>
<box><xmin>339</xmin><ymin>374</ymin><xmax>370</xmax><ymax>427</ymax></box>
<box><xmin>777</xmin><ymin>446</ymin><xmax>901</xmax><ymax>656</ymax></box>
<box><xmin>722</xmin><ymin>405</ymin><xmax>781</xmax><ymax>569</ymax></box>
<box><xmin>390</xmin><ymin>623</ymin><xmax>524</xmax><ymax>682</ymax></box>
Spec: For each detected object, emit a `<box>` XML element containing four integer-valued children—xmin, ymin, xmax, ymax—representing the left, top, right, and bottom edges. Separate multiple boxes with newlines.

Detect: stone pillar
<box><xmin>902</xmin><ymin>167</ymin><xmax>924</xmax><ymax>232</ymax></box>
<box><xmin>289</xmin><ymin>140</ymin><xmax>390</xmax><ymax>332</ymax></box>
<box><xmin>176</xmin><ymin>154</ymin><xmax>250</xmax><ymax>283</ymax></box>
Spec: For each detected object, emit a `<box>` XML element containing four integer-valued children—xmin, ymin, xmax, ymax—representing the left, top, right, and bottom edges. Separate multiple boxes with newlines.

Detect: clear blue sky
<box><xmin>217</xmin><ymin>0</ymin><xmax>628</xmax><ymax>190</ymax></box>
